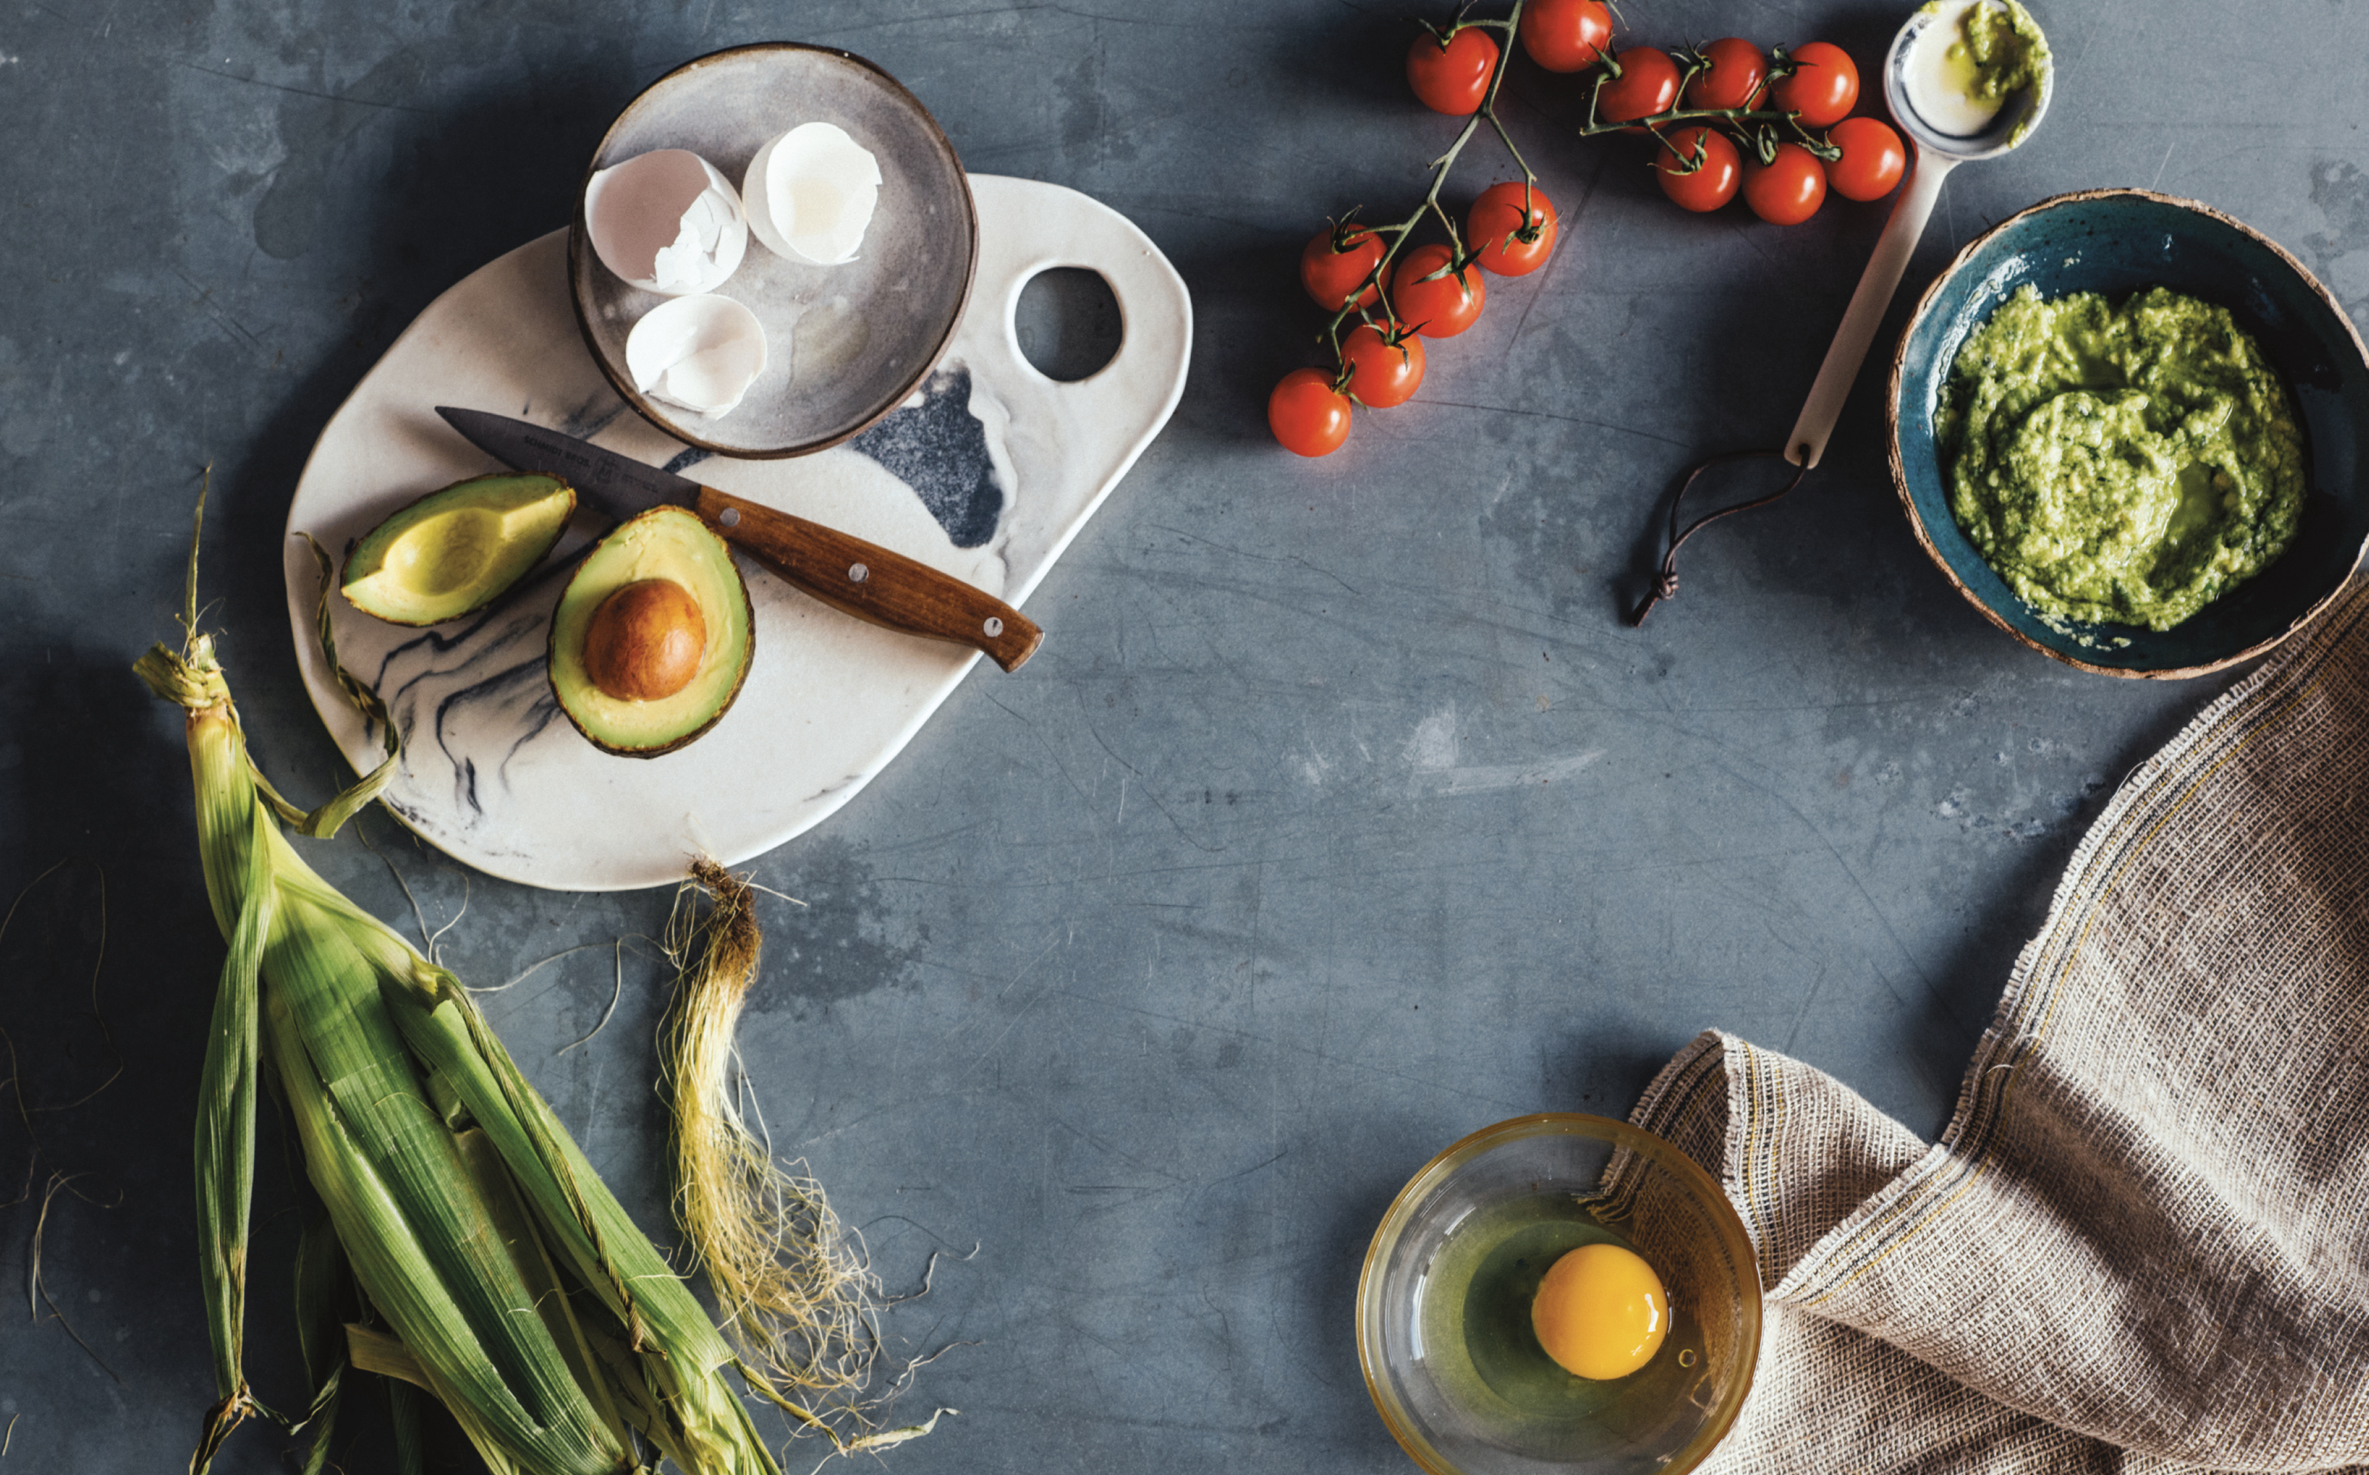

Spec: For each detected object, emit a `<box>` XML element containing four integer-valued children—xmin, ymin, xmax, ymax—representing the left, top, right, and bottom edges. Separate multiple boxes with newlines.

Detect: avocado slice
<box><xmin>548</xmin><ymin>506</ymin><xmax>754</xmax><ymax>758</ymax></box>
<box><xmin>341</xmin><ymin>473</ymin><xmax>577</xmax><ymax>626</ymax></box>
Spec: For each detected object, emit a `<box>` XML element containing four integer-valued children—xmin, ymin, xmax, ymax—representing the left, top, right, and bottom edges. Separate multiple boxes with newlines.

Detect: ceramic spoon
<box><xmin>1783</xmin><ymin>0</ymin><xmax>2053</xmax><ymax>469</ymax></box>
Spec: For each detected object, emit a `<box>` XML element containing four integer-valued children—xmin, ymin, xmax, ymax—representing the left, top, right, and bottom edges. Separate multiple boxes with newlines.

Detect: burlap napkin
<box><xmin>1633</xmin><ymin>578</ymin><xmax>2369</xmax><ymax>1473</ymax></box>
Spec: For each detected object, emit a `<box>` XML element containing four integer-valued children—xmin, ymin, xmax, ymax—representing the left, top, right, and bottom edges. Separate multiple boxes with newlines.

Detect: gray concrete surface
<box><xmin>3</xmin><ymin>1</ymin><xmax>2362</xmax><ymax>1470</ymax></box>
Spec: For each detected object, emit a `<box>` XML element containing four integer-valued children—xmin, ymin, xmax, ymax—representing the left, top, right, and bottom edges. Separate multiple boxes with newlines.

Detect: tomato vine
<box><xmin>1274</xmin><ymin>1</ymin><xmax>1905</xmax><ymax>460</ymax></box>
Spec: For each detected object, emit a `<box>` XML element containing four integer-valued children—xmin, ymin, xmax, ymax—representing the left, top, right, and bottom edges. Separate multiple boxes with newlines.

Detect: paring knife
<box><xmin>435</xmin><ymin>406</ymin><xmax>1043</xmax><ymax>673</ymax></box>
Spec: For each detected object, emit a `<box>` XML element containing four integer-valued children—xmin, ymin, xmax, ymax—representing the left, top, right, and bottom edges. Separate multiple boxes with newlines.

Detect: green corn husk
<box><xmin>139</xmin><ymin>508</ymin><xmax>781</xmax><ymax>1475</ymax></box>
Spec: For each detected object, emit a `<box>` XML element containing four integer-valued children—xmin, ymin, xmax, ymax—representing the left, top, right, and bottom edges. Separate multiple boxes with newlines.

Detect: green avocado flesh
<box><xmin>548</xmin><ymin>506</ymin><xmax>753</xmax><ymax>758</ymax></box>
<box><xmin>1939</xmin><ymin>285</ymin><xmax>2307</xmax><ymax>631</ymax></box>
<box><xmin>341</xmin><ymin>473</ymin><xmax>576</xmax><ymax>626</ymax></box>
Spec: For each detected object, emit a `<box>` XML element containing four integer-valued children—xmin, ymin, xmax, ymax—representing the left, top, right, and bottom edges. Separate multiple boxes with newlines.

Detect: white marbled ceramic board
<box><xmin>282</xmin><ymin>175</ymin><xmax>1192</xmax><ymax>892</ymax></box>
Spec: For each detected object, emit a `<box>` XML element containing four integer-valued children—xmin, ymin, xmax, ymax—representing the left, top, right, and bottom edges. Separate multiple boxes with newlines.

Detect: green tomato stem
<box><xmin>1322</xmin><ymin>0</ymin><xmax>1529</xmax><ymax>362</ymax></box>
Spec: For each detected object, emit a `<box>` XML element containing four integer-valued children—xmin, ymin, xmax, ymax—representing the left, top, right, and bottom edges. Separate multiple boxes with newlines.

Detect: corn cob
<box><xmin>138</xmin><ymin>507</ymin><xmax>782</xmax><ymax>1475</ymax></box>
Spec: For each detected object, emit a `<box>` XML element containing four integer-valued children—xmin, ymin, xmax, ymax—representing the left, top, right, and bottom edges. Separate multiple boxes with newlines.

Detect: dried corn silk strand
<box><xmin>665</xmin><ymin>862</ymin><xmax>952</xmax><ymax>1456</ymax></box>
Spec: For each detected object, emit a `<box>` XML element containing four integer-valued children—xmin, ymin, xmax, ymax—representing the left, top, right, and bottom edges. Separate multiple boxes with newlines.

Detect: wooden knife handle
<box><xmin>693</xmin><ymin>486</ymin><xmax>1044</xmax><ymax>673</ymax></box>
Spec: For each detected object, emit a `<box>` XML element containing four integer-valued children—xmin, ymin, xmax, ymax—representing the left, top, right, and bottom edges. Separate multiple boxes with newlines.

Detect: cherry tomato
<box><xmin>1390</xmin><ymin>243</ymin><xmax>1486</xmax><ymax>337</ymax></box>
<box><xmin>1598</xmin><ymin>48</ymin><xmax>1680</xmax><ymax>131</ymax></box>
<box><xmin>1407</xmin><ymin>27</ymin><xmax>1498</xmax><ymax>116</ymax></box>
<box><xmin>1518</xmin><ymin>0</ymin><xmax>1611</xmax><ymax>73</ymax></box>
<box><xmin>1341</xmin><ymin>322</ymin><xmax>1426</xmax><ymax>408</ymax></box>
<box><xmin>1269</xmin><ymin>368</ymin><xmax>1352</xmax><ymax>457</ymax></box>
<box><xmin>1741</xmin><ymin>143</ymin><xmax>1827</xmax><ymax>225</ymax></box>
<box><xmin>1826</xmin><ymin>116</ymin><xmax>1906</xmax><ymax>201</ymax></box>
<box><xmin>1465</xmin><ymin>182</ymin><xmax>1557</xmax><ymax>276</ymax></box>
<box><xmin>1683</xmin><ymin>38</ymin><xmax>1766</xmax><ymax>111</ymax></box>
<box><xmin>1301</xmin><ymin>224</ymin><xmax>1384</xmax><ymax>310</ymax></box>
<box><xmin>1654</xmin><ymin>128</ymin><xmax>1742</xmax><ymax>213</ymax></box>
<box><xmin>1770</xmin><ymin>42</ymin><xmax>1858</xmax><ymax>128</ymax></box>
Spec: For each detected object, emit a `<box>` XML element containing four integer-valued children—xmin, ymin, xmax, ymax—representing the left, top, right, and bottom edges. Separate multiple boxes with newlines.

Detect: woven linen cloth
<box><xmin>1632</xmin><ymin>578</ymin><xmax>2369</xmax><ymax>1474</ymax></box>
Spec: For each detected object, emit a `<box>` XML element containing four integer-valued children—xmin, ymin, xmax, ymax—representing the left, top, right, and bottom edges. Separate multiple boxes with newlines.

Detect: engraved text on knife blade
<box><xmin>506</xmin><ymin>428</ymin><xmax>694</xmax><ymax>516</ymax></box>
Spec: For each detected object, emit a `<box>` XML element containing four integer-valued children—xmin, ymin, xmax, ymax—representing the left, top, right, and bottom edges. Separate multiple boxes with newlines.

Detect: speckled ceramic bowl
<box><xmin>569</xmin><ymin>43</ymin><xmax>977</xmax><ymax>458</ymax></box>
<box><xmin>1356</xmin><ymin>1115</ymin><xmax>1760</xmax><ymax>1475</ymax></box>
<box><xmin>1889</xmin><ymin>188</ymin><xmax>2369</xmax><ymax>678</ymax></box>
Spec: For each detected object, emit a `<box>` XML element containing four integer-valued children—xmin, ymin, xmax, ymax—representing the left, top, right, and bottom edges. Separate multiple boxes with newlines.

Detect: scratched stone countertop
<box><xmin>5</xmin><ymin>1</ymin><xmax>2366</xmax><ymax>1470</ymax></box>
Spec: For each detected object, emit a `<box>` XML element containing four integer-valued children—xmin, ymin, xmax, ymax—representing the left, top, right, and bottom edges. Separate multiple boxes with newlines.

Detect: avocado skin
<box><xmin>339</xmin><ymin>472</ymin><xmax>577</xmax><ymax>627</ymax></box>
<box><xmin>546</xmin><ymin>506</ymin><xmax>755</xmax><ymax>759</ymax></box>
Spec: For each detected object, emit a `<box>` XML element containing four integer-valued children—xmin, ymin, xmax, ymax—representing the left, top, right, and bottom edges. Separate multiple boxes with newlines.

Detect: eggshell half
<box><xmin>585</xmin><ymin>149</ymin><xmax>750</xmax><ymax>296</ymax></box>
<box><xmin>624</xmin><ymin>294</ymin><xmax>770</xmax><ymax>418</ymax></box>
<box><xmin>742</xmin><ymin>122</ymin><xmax>883</xmax><ymax>266</ymax></box>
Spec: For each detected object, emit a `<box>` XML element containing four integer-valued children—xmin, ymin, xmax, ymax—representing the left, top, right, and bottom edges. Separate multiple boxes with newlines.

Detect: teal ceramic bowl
<box><xmin>1888</xmin><ymin>188</ymin><xmax>2369</xmax><ymax>678</ymax></box>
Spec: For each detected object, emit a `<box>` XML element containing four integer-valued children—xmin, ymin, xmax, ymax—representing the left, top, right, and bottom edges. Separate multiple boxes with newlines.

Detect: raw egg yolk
<box><xmin>1530</xmin><ymin>1243</ymin><xmax>1669</xmax><ymax>1380</ymax></box>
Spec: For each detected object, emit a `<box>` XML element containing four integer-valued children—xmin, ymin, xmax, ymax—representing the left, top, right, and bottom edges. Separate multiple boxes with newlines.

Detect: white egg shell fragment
<box><xmin>585</xmin><ymin>149</ymin><xmax>750</xmax><ymax>296</ymax></box>
<box><xmin>743</xmin><ymin>123</ymin><xmax>883</xmax><ymax>266</ymax></box>
<box><xmin>625</xmin><ymin>294</ymin><xmax>770</xmax><ymax>418</ymax></box>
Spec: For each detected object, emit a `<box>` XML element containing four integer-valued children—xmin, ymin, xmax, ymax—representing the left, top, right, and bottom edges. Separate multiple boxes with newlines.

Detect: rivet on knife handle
<box><xmin>696</xmin><ymin>487</ymin><xmax>1044</xmax><ymax>672</ymax></box>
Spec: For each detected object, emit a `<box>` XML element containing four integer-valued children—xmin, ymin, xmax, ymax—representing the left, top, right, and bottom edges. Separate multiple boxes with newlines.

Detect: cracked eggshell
<box><xmin>743</xmin><ymin>122</ymin><xmax>883</xmax><ymax>266</ymax></box>
<box><xmin>625</xmin><ymin>294</ymin><xmax>770</xmax><ymax>419</ymax></box>
<box><xmin>585</xmin><ymin>149</ymin><xmax>749</xmax><ymax>296</ymax></box>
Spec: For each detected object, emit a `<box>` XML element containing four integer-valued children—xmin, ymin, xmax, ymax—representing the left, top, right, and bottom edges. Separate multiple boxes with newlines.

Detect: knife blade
<box><xmin>435</xmin><ymin>406</ymin><xmax>1043</xmax><ymax>673</ymax></box>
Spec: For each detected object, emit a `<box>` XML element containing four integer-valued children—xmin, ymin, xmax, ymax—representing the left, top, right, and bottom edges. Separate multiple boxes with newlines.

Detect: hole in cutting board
<box><xmin>1014</xmin><ymin>267</ymin><xmax>1122</xmax><ymax>382</ymax></box>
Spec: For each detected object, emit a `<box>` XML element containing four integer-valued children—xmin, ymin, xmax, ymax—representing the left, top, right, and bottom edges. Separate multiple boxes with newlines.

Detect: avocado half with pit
<box><xmin>341</xmin><ymin>473</ymin><xmax>577</xmax><ymax>626</ymax></box>
<box><xmin>548</xmin><ymin>505</ymin><xmax>754</xmax><ymax>758</ymax></box>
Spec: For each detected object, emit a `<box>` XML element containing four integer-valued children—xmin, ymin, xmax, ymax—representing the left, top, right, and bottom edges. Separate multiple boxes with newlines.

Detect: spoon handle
<box><xmin>1785</xmin><ymin>151</ymin><xmax>1956</xmax><ymax>469</ymax></box>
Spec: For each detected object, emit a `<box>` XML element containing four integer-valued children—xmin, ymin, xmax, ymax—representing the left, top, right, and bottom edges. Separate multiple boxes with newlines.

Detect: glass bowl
<box><xmin>1356</xmin><ymin>1114</ymin><xmax>1760</xmax><ymax>1475</ymax></box>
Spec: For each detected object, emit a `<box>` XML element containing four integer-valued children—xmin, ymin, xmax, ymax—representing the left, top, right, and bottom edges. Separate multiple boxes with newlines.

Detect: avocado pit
<box><xmin>547</xmin><ymin>504</ymin><xmax>754</xmax><ymax>758</ymax></box>
<box><xmin>584</xmin><ymin>579</ymin><xmax>708</xmax><ymax>702</ymax></box>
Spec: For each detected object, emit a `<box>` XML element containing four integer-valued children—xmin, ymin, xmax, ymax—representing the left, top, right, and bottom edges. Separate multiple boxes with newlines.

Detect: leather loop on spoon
<box><xmin>1628</xmin><ymin>452</ymin><xmax>1809</xmax><ymax>626</ymax></box>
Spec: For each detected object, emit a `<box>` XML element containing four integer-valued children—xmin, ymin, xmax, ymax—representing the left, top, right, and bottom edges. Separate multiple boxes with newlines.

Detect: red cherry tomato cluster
<box><xmin>1271</xmin><ymin>5</ymin><xmax>1914</xmax><ymax>456</ymax></box>
<box><xmin>1272</xmin><ymin>183</ymin><xmax>1553</xmax><ymax>457</ymax></box>
<box><xmin>1643</xmin><ymin>39</ymin><xmax>1904</xmax><ymax>223</ymax></box>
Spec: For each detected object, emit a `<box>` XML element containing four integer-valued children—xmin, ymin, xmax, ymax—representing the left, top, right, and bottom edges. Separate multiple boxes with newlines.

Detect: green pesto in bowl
<box><xmin>1940</xmin><ymin>284</ymin><xmax>2307</xmax><ymax>631</ymax></box>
